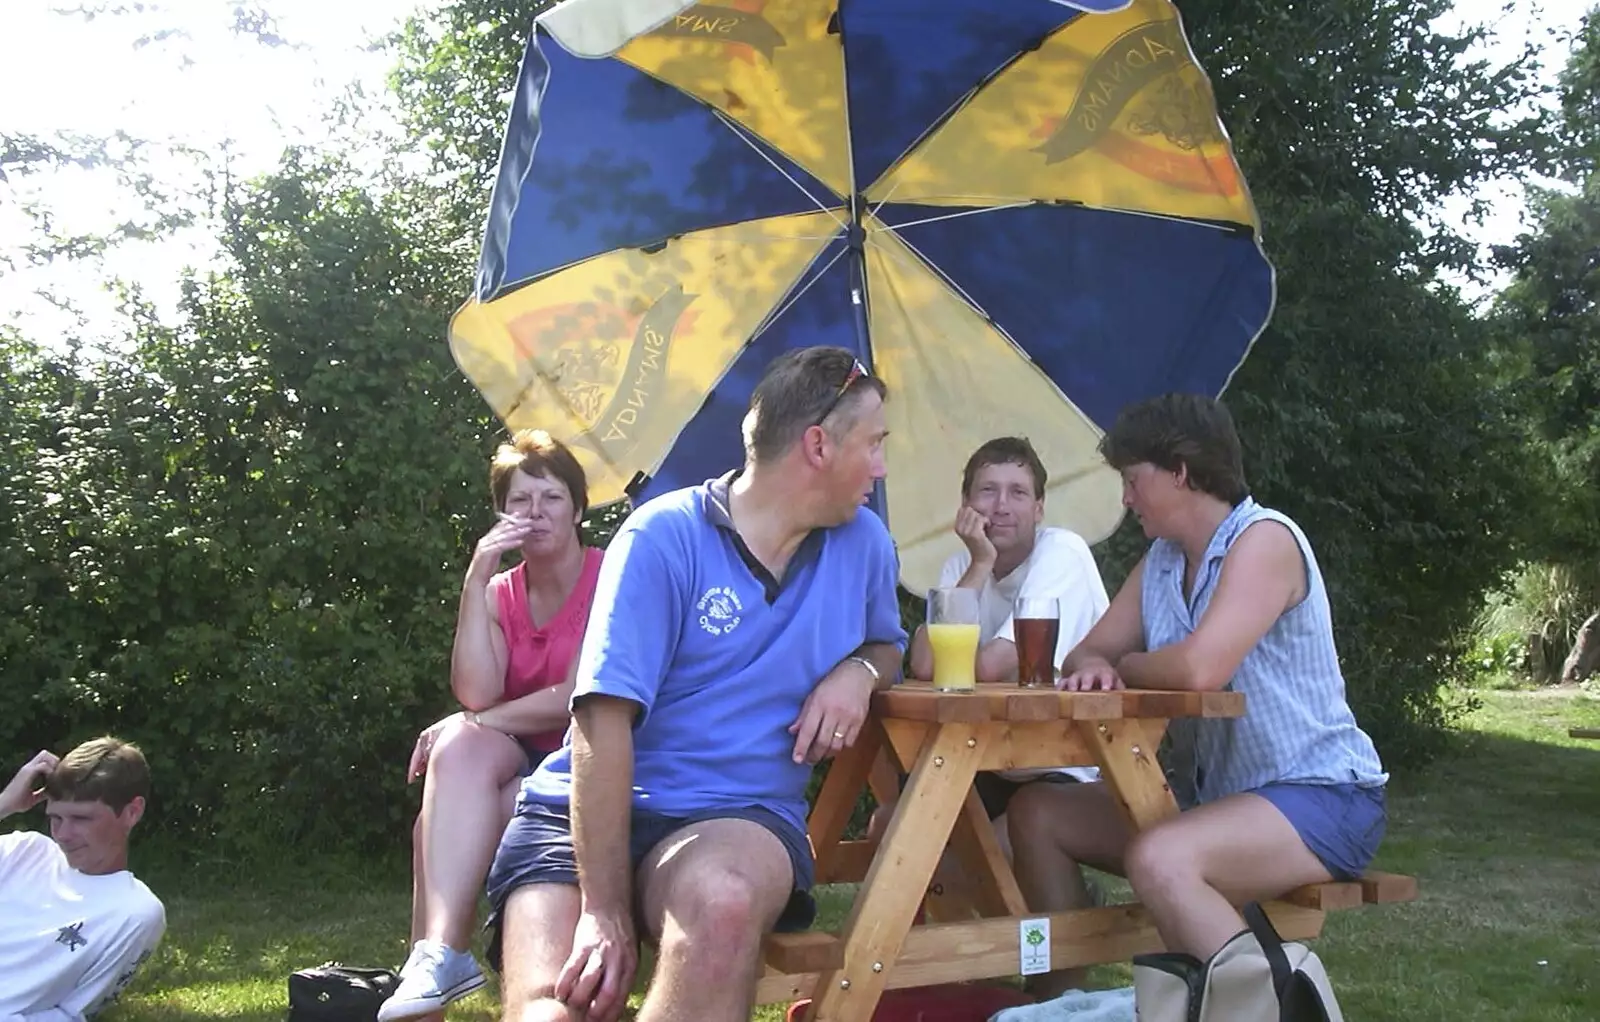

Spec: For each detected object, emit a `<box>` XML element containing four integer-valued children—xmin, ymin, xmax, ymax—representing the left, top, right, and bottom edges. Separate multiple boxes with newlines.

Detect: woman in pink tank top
<box><xmin>386</xmin><ymin>431</ymin><xmax>603</xmax><ymax>1020</ymax></box>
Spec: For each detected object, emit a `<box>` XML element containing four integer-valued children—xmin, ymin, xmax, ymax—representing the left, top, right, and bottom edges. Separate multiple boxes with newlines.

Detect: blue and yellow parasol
<box><xmin>449</xmin><ymin>0</ymin><xmax>1273</xmax><ymax>591</ymax></box>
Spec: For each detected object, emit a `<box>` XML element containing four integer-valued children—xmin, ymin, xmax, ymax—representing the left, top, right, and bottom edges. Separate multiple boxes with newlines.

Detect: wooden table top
<box><xmin>874</xmin><ymin>682</ymin><xmax>1245</xmax><ymax>722</ymax></box>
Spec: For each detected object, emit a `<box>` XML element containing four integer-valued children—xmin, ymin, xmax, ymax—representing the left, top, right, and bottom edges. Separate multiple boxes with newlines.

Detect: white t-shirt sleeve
<box><xmin>993</xmin><ymin>529</ymin><xmax>1110</xmax><ymax>659</ymax></box>
<box><xmin>2</xmin><ymin>888</ymin><xmax>167</xmax><ymax>1022</ymax></box>
<box><xmin>56</xmin><ymin>892</ymin><xmax>164</xmax><ymax>1022</ymax></box>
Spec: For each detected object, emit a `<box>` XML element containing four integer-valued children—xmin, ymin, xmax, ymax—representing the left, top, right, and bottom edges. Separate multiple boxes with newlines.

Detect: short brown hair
<box><xmin>489</xmin><ymin>429</ymin><xmax>589</xmax><ymax>518</ymax></box>
<box><xmin>745</xmin><ymin>347</ymin><xmax>888</xmax><ymax>464</ymax></box>
<box><xmin>962</xmin><ymin>437</ymin><xmax>1047</xmax><ymax>500</ymax></box>
<box><xmin>45</xmin><ymin>737</ymin><xmax>150</xmax><ymax>813</ymax></box>
<box><xmin>1099</xmin><ymin>393</ymin><xmax>1249</xmax><ymax>504</ymax></box>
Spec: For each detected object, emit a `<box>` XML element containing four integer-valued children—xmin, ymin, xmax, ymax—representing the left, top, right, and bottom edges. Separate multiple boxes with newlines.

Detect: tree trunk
<box><xmin>1561</xmin><ymin>611</ymin><xmax>1600</xmax><ymax>684</ymax></box>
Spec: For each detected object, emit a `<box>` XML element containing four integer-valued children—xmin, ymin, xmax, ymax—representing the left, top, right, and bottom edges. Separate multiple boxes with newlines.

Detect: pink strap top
<box><xmin>488</xmin><ymin>546</ymin><xmax>604</xmax><ymax>752</ymax></box>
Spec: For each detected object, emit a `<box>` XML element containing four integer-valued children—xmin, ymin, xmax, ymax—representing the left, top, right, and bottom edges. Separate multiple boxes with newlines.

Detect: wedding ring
<box><xmin>833</xmin><ymin>731</ymin><xmax>846</xmax><ymax>740</ymax></box>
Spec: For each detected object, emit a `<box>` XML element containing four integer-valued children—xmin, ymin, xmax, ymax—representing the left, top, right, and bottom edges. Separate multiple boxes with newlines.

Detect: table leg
<box><xmin>809</xmin><ymin>719</ymin><xmax>885</xmax><ymax>882</ymax></box>
<box><xmin>800</xmin><ymin>722</ymin><xmax>983</xmax><ymax>1022</ymax></box>
<box><xmin>945</xmin><ymin>784</ymin><xmax>1029</xmax><ymax>918</ymax></box>
<box><xmin>1079</xmin><ymin>718</ymin><xmax>1179</xmax><ymax>831</ymax></box>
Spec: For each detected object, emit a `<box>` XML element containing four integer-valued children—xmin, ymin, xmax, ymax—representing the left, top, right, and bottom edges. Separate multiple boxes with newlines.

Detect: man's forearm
<box><xmin>853</xmin><ymin>642</ymin><xmax>902</xmax><ymax>689</ymax></box>
<box><xmin>955</xmin><ymin>558</ymin><xmax>994</xmax><ymax>590</ymax></box>
<box><xmin>976</xmin><ymin>638</ymin><xmax>1018</xmax><ymax>683</ymax></box>
<box><xmin>570</xmin><ymin>698</ymin><xmax>637</xmax><ymax>913</ymax></box>
<box><xmin>907</xmin><ymin>626</ymin><xmax>932</xmax><ymax>681</ymax></box>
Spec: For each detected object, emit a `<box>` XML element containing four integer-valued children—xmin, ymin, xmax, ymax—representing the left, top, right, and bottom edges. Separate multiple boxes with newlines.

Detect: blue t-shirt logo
<box><xmin>696</xmin><ymin>585</ymin><xmax>743</xmax><ymax>637</ymax></box>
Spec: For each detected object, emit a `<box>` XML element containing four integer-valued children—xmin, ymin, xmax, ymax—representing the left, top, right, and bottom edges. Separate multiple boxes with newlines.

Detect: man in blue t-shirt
<box><xmin>486</xmin><ymin>346</ymin><xmax>908</xmax><ymax>1022</ymax></box>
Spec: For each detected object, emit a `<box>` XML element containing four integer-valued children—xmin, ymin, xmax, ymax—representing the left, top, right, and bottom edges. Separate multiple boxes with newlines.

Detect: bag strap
<box><xmin>1241</xmin><ymin>902</ymin><xmax>1294</xmax><ymax>1000</ymax></box>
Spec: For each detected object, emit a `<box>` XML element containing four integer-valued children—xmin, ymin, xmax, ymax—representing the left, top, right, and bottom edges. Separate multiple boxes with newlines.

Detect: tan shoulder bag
<box><xmin>1133</xmin><ymin>902</ymin><xmax>1344</xmax><ymax>1022</ymax></box>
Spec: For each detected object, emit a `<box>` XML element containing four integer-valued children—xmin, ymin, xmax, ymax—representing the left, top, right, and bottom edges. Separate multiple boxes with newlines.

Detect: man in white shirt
<box><xmin>908</xmin><ymin>436</ymin><xmax>1111</xmax><ymax>818</ymax></box>
<box><xmin>1</xmin><ymin>739</ymin><xmax>166</xmax><ymax>1022</ymax></box>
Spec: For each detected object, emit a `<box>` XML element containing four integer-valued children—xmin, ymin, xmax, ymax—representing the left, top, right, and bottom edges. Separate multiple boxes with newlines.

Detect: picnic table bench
<box><xmin>756</xmin><ymin>684</ymin><xmax>1417</xmax><ymax>1020</ymax></box>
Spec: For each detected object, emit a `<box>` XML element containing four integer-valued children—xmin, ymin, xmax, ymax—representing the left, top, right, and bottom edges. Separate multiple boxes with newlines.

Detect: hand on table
<box><xmin>1058</xmin><ymin>658</ymin><xmax>1125</xmax><ymax>692</ymax></box>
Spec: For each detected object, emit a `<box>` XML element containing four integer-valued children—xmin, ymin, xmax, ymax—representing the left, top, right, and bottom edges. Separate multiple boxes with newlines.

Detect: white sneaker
<box><xmin>378</xmin><ymin>940</ymin><xmax>486</xmax><ymax>1022</ymax></box>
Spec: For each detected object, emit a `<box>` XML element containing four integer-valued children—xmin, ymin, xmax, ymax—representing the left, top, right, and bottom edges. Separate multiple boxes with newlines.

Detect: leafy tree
<box><xmin>1491</xmin><ymin>7</ymin><xmax>1600</xmax><ymax>683</ymax></box>
<box><xmin>2</xmin><ymin>0</ymin><xmax>1566</xmax><ymax>865</ymax></box>
<box><xmin>5</xmin><ymin>153</ymin><xmax>502</xmax><ymax>855</ymax></box>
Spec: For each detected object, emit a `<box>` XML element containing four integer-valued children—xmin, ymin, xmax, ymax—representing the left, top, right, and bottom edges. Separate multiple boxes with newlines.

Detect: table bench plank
<box><xmin>762</xmin><ymin>901</ymin><xmax>1326</xmax><ymax>1001</ymax></box>
<box><xmin>765</xmin><ymin>871</ymin><xmax>1423</xmax><ymax>977</ymax></box>
<box><xmin>1282</xmin><ymin>881</ymin><xmax>1365</xmax><ymax>911</ymax></box>
<box><xmin>1358</xmin><ymin>870</ymin><xmax>1420</xmax><ymax>904</ymax></box>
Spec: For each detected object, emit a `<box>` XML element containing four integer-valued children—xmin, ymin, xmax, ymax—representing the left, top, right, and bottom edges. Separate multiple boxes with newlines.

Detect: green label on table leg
<box><xmin>1020</xmin><ymin>917</ymin><xmax>1050</xmax><ymax>975</ymax></box>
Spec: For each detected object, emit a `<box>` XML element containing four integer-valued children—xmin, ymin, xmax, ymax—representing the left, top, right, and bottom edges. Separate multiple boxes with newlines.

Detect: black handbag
<box><xmin>287</xmin><ymin>963</ymin><xmax>401</xmax><ymax>1022</ymax></box>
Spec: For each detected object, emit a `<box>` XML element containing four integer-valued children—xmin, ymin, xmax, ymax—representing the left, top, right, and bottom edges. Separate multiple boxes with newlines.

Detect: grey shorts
<box><xmin>483</xmin><ymin>799</ymin><xmax>816</xmax><ymax>971</ymax></box>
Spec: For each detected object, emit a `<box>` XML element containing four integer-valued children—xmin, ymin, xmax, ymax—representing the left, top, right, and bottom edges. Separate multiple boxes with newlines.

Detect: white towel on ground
<box><xmin>989</xmin><ymin>987</ymin><xmax>1135</xmax><ymax>1022</ymax></box>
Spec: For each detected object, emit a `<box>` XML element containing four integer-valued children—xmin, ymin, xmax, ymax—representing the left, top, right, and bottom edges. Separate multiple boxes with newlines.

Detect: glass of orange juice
<box><xmin>927</xmin><ymin>587</ymin><xmax>981</xmax><ymax>692</ymax></box>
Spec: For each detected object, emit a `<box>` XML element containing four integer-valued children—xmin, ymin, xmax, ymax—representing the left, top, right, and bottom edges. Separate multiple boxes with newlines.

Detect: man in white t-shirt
<box><xmin>1</xmin><ymin>738</ymin><xmax>166</xmax><ymax>1022</ymax></box>
<box><xmin>908</xmin><ymin>436</ymin><xmax>1111</xmax><ymax>819</ymax></box>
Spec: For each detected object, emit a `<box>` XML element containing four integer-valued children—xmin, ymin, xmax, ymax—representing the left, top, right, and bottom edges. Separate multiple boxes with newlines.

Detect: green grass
<box><xmin>110</xmin><ymin>689</ymin><xmax>1600</xmax><ymax>1021</ymax></box>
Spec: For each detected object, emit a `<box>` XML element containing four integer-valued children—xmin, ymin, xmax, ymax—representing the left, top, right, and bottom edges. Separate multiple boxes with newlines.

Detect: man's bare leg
<box><xmin>634</xmin><ymin>819</ymin><xmax>794</xmax><ymax>1022</ymax></box>
<box><xmin>500</xmin><ymin>883</ymin><xmax>584</xmax><ymax>1022</ymax></box>
<box><xmin>1006</xmin><ymin>781</ymin><xmax>1131</xmax><ymax>998</ymax></box>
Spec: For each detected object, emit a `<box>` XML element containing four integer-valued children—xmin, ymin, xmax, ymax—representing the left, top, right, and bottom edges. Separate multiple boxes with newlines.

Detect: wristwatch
<box><xmin>846</xmin><ymin>655</ymin><xmax>882</xmax><ymax>686</ymax></box>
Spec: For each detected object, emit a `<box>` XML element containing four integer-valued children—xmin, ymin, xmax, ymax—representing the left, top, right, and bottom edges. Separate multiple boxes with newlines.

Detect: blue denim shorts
<box><xmin>1252</xmin><ymin>782</ymin><xmax>1386</xmax><ymax>880</ymax></box>
<box><xmin>483</xmin><ymin>799</ymin><xmax>816</xmax><ymax>970</ymax></box>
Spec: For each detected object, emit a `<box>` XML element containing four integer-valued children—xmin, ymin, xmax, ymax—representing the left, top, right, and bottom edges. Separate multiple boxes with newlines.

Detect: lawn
<box><xmin>109</xmin><ymin>689</ymin><xmax>1600</xmax><ymax>1021</ymax></box>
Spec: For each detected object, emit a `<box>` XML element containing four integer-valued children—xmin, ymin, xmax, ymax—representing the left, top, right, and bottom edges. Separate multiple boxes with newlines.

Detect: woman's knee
<box><xmin>1124</xmin><ymin>824</ymin><xmax>1197</xmax><ymax>898</ymax></box>
<box><xmin>430</xmin><ymin>718</ymin><xmax>517</xmax><ymax>781</ymax></box>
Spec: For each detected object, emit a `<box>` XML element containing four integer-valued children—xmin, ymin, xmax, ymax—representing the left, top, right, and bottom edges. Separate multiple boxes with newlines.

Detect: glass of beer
<box><xmin>1014</xmin><ymin>596</ymin><xmax>1060</xmax><ymax>688</ymax></box>
<box><xmin>926</xmin><ymin>587</ymin><xmax>981</xmax><ymax>692</ymax></box>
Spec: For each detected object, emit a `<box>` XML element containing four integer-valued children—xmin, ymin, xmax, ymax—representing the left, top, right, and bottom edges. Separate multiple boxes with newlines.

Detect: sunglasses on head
<box><xmin>812</xmin><ymin>358</ymin><xmax>871</xmax><ymax>428</ymax></box>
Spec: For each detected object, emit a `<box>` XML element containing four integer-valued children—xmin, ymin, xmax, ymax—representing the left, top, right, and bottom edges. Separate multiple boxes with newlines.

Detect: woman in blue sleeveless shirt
<box><xmin>1007</xmin><ymin>394</ymin><xmax>1386</xmax><ymax>984</ymax></box>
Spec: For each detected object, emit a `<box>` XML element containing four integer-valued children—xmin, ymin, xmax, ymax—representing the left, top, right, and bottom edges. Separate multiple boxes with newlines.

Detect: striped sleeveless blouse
<box><xmin>1140</xmin><ymin>498</ymin><xmax>1387</xmax><ymax>803</ymax></box>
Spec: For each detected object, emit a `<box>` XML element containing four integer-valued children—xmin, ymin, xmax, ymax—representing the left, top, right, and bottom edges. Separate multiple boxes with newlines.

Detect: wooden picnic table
<box><xmin>756</xmin><ymin>683</ymin><xmax>1414</xmax><ymax>1021</ymax></box>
